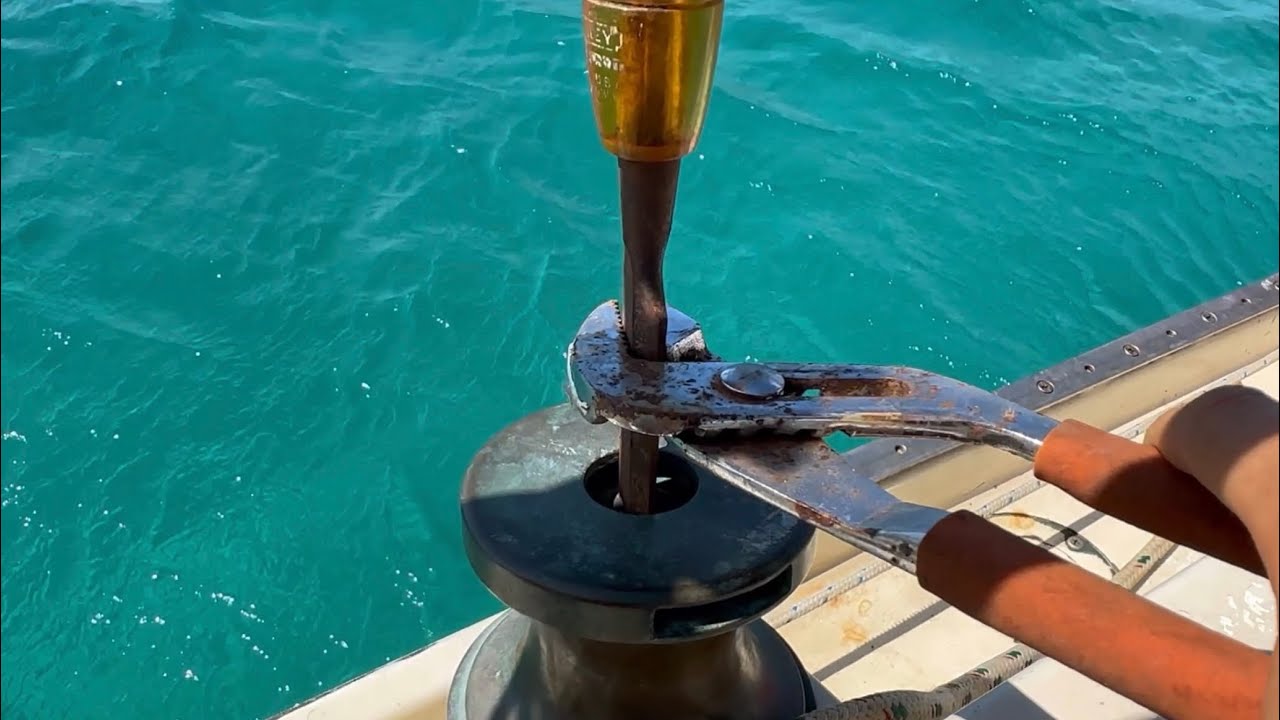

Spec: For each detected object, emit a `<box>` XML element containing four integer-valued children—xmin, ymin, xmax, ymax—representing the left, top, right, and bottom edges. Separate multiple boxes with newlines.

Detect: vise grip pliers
<box><xmin>563</xmin><ymin>299</ymin><xmax>1270</xmax><ymax>720</ymax></box>
<box><xmin>565</xmin><ymin>300</ymin><xmax>1260</xmax><ymax>575</ymax></box>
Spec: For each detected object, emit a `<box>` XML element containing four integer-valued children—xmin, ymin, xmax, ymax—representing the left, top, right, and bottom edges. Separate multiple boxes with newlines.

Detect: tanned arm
<box><xmin>1145</xmin><ymin>384</ymin><xmax>1280</xmax><ymax>720</ymax></box>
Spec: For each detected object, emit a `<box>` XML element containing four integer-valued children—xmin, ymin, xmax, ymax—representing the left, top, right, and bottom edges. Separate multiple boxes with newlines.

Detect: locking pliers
<box><xmin>564</xmin><ymin>300</ymin><xmax>1263</xmax><ymax>577</ymax></box>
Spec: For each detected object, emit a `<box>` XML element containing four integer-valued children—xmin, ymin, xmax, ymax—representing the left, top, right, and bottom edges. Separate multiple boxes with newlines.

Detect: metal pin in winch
<box><xmin>581</xmin><ymin>0</ymin><xmax>723</xmax><ymax>515</ymax></box>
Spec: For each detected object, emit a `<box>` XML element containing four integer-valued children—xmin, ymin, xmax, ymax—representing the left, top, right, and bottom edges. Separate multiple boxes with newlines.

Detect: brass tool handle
<box><xmin>582</xmin><ymin>0</ymin><xmax>724</xmax><ymax>162</ymax></box>
<box><xmin>1034</xmin><ymin>419</ymin><xmax>1265</xmax><ymax>577</ymax></box>
<box><xmin>916</xmin><ymin>510</ymin><xmax>1271</xmax><ymax>720</ymax></box>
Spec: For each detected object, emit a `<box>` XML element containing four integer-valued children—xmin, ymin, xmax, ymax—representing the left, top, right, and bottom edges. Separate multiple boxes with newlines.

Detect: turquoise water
<box><xmin>2</xmin><ymin>0</ymin><xmax>1277</xmax><ymax>716</ymax></box>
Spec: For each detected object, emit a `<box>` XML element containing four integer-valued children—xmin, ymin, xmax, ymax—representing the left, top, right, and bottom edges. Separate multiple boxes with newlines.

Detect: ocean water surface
<box><xmin>2</xmin><ymin>0</ymin><xmax>1277</xmax><ymax>717</ymax></box>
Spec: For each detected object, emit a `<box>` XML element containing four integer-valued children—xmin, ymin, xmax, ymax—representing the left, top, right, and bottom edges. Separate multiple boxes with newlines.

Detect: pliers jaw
<box><xmin>565</xmin><ymin>300</ymin><xmax>714</xmax><ymax>430</ymax></box>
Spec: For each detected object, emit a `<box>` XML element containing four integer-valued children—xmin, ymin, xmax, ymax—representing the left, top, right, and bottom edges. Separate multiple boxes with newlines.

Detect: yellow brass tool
<box><xmin>582</xmin><ymin>0</ymin><xmax>724</xmax><ymax>162</ymax></box>
<box><xmin>586</xmin><ymin>0</ymin><xmax>727</xmax><ymax>161</ymax></box>
<box><xmin>582</xmin><ymin>0</ymin><xmax>724</xmax><ymax>513</ymax></box>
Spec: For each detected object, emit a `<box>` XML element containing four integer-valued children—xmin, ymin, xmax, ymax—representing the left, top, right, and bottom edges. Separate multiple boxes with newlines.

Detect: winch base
<box><xmin>447</xmin><ymin>609</ymin><xmax>814</xmax><ymax>720</ymax></box>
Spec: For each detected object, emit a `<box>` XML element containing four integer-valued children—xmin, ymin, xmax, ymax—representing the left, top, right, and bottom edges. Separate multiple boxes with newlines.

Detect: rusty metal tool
<box><xmin>614</xmin><ymin>160</ymin><xmax>679</xmax><ymax>514</ymax></box>
<box><xmin>581</xmin><ymin>0</ymin><xmax>723</xmax><ymax>513</ymax></box>
<box><xmin>564</xmin><ymin>300</ymin><xmax>1272</xmax><ymax>720</ymax></box>
<box><xmin>565</xmin><ymin>301</ymin><xmax>1267</xmax><ymax>576</ymax></box>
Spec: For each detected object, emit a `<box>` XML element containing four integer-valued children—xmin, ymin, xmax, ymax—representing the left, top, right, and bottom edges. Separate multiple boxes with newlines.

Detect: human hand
<box><xmin>1145</xmin><ymin>383</ymin><xmax>1279</xmax><ymax>720</ymax></box>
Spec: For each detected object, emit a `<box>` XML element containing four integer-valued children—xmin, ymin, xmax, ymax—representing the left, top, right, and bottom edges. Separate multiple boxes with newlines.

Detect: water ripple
<box><xmin>3</xmin><ymin>0</ymin><xmax>1278</xmax><ymax>718</ymax></box>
